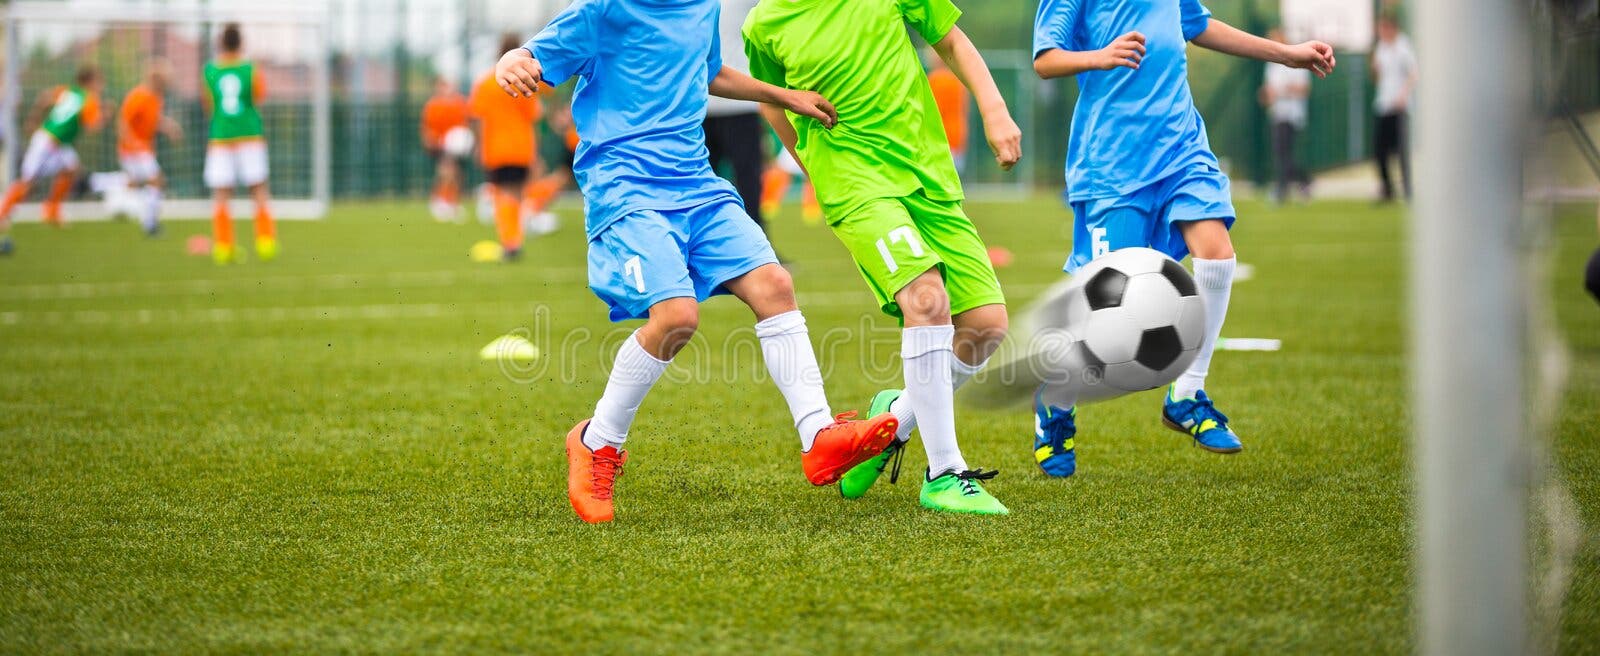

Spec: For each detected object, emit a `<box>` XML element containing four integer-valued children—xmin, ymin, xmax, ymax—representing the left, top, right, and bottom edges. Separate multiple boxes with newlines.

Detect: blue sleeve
<box><xmin>1180</xmin><ymin>0</ymin><xmax>1212</xmax><ymax>42</ymax></box>
<box><xmin>1032</xmin><ymin>0</ymin><xmax>1078</xmax><ymax>59</ymax></box>
<box><xmin>527</xmin><ymin>0</ymin><xmax>599</xmax><ymax>84</ymax></box>
<box><xmin>707</xmin><ymin>6</ymin><xmax>724</xmax><ymax>79</ymax></box>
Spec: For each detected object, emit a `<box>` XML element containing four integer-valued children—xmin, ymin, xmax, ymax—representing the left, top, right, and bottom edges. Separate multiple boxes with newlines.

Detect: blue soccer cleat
<box><xmin>1161</xmin><ymin>387</ymin><xmax>1243</xmax><ymax>453</ymax></box>
<box><xmin>1033</xmin><ymin>385</ymin><xmax>1078</xmax><ymax>477</ymax></box>
<box><xmin>0</xmin><ymin>235</ymin><xmax>12</xmax><ymax>256</ymax></box>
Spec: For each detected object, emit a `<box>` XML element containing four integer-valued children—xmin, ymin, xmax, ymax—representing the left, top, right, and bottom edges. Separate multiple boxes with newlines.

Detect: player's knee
<box><xmin>956</xmin><ymin>304</ymin><xmax>1009</xmax><ymax>356</ymax></box>
<box><xmin>649</xmin><ymin>298</ymin><xmax>700</xmax><ymax>343</ymax></box>
<box><xmin>897</xmin><ymin>269</ymin><xmax>952</xmax><ymax>325</ymax></box>
<box><xmin>745</xmin><ymin>263</ymin><xmax>796</xmax><ymax>312</ymax></box>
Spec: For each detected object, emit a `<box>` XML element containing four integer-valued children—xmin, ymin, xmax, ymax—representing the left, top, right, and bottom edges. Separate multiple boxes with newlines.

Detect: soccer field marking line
<box><xmin>0</xmin><ymin>301</ymin><xmax>544</xmax><ymax>326</ymax></box>
<box><xmin>0</xmin><ymin>267</ymin><xmax>589</xmax><ymax>301</ymax></box>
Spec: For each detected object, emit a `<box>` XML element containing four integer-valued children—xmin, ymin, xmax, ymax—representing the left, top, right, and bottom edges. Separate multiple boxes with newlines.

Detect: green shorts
<box><xmin>829</xmin><ymin>190</ymin><xmax>1005</xmax><ymax>319</ymax></box>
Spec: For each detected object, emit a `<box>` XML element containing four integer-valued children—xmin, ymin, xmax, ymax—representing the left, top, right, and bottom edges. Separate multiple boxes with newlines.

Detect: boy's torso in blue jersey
<box><xmin>528</xmin><ymin>0</ymin><xmax>740</xmax><ymax>240</ymax></box>
<box><xmin>1033</xmin><ymin>0</ymin><xmax>1219</xmax><ymax>201</ymax></box>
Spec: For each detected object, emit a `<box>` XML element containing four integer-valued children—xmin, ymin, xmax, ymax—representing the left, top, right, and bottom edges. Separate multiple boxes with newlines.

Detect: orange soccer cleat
<box><xmin>566</xmin><ymin>420</ymin><xmax>626</xmax><ymax>524</ymax></box>
<box><xmin>801</xmin><ymin>411</ymin><xmax>899</xmax><ymax>486</ymax></box>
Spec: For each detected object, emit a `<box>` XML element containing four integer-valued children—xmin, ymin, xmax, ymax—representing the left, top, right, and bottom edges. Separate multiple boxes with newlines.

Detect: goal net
<box><xmin>2</xmin><ymin>0</ymin><xmax>330</xmax><ymax>221</ymax></box>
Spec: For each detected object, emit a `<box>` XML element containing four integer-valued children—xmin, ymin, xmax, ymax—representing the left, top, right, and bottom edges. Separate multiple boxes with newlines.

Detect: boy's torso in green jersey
<box><xmin>41</xmin><ymin>86</ymin><xmax>90</xmax><ymax>144</ymax></box>
<box><xmin>743</xmin><ymin>0</ymin><xmax>965</xmax><ymax>219</ymax></box>
<box><xmin>204</xmin><ymin>60</ymin><xmax>264</xmax><ymax>142</ymax></box>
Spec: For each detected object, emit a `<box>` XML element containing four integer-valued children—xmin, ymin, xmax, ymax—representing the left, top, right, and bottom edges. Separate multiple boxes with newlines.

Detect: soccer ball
<box><xmin>1053</xmin><ymin>247</ymin><xmax>1206</xmax><ymax>399</ymax></box>
<box><xmin>442</xmin><ymin>126</ymin><xmax>475</xmax><ymax>159</ymax></box>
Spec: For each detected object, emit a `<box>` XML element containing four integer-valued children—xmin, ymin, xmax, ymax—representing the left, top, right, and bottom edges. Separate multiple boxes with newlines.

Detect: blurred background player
<box><xmin>760</xmin><ymin>147</ymin><xmax>821</xmax><ymax>225</ymax></box>
<box><xmin>203</xmin><ymin>23</ymin><xmax>276</xmax><ymax>264</ymax></box>
<box><xmin>118</xmin><ymin>60</ymin><xmax>183</xmax><ymax>237</ymax></box>
<box><xmin>1031</xmin><ymin>0</ymin><xmax>1334</xmax><ymax>474</ymax></box>
<box><xmin>520</xmin><ymin>97</ymin><xmax>577</xmax><ymax>235</ymax></box>
<box><xmin>703</xmin><ymin>0</ymin><xmax>770</xmax><ymax>235</ymax></box>
<box><xmin>469</xmin><ymin>33</ymin><xmax>541</xmax><ymax>261</ymax></box>
<box><xmin>925</xmin><ymin>48</ymin><xmax>970</xmax><ymax>173</ymax></box>
<box><xmin>1370</xmin><ymin>12</ymin><xmax>1416</xmax><ymax>203</ymax></box>
<box><xmin>420</xmin><ymin>77</ymin><xmax>471</xmax><ymax>222</ymax></box>
<box><xmin>1259</xmin><ymin>26</ymin><xmax>1312</xmax><ymax>204</ymax></box>
<box><xmin>0</xmin><ymin>65</ymin><xmax>105</xmax><ymax>253</ymax></box>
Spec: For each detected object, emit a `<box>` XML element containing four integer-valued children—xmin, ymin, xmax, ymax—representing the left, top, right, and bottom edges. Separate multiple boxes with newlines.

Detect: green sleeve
<box><xmin>741</xmin><ymin>22</ymin><xmax>787</xmax><ymax>88</ymax></box>
<box><xmin>897</xmin><ymin>0</ymin><xmax>963</xmax><ymax>45</ymax></box>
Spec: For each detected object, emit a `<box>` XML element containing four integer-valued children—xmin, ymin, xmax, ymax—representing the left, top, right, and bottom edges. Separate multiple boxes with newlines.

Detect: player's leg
<box><xmin>1033</xmin><ymin>195</ymin><xmax>1161</xmax><ymax>477</ymax></box>
<box><xmin>41</xmin><ymin>146</ymin><xmax>80</xmax><ymax>227</ymax></box>
<box><xmin>568</xmin><ymin>211</ymin><xmax>699</xmax><ymax>523</ymax></box>
<box><xmin>689</xmin><ymin>201</ymin><xmax>896</xmax><ymax>484</ymax></box>
<box><xmin>3</xmin><ymin>131</ymin><xmax>56</xmax><ymax>233</ymax></box>
<box><xmin>843</xmin><ymin>196</ymin><xmax>1008</xmax><ymax>504</ymax></box>
<box><xmin>828</xmin><ymin>197</ymin><xmax>1004</xmax><ymax>513</ymax></box>
<box><xmin>488</xmin><ymin>167</ymin><xmax>526</xmax><ymax>259</ymax></box>
<box><xmin>205</xmin><ymin>143</ymin><xmax>237</xmax><ymax>264</ymax></box>
<box><xmin>239</xmin><ymin>140</ymin><xmax>276</xmax><ymax>261</ymax></box>
<box><xmin>1161</xmin><ymin>164</ymin><xmax>1242</xmax><ymax>453</ymax></box>
<box><xmin>123</xmin><ymin>153</ymin><xmax>164</xmax><ymax>237</ymax></box>
<box><xmin>142</xmin><ymin>171</ymin><xmax>165</xmax><ymax>237</ymax></box>
<box><xmin>1375</xmin><ymin>114</ymin><xmax>1398</xmax><ymax>202</ymax></box>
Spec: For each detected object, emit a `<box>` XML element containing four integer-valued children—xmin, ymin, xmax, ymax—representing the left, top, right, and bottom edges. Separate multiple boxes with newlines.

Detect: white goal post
<box><xmin>2</xmin><ymin>1</ymin><xmax>330</xmax><ymax>221</ymax></box>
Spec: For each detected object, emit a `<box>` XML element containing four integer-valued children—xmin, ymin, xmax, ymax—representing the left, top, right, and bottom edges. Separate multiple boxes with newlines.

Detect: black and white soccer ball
<box><xmin>957</xmin><ymin>247</ymin><xmax>1207</xmax><ymax>408</ymax></box>
<box><xmin>1061</xmin><ymin>247</ymin><xmax>1207</xmax><ymax>396</ymax></box>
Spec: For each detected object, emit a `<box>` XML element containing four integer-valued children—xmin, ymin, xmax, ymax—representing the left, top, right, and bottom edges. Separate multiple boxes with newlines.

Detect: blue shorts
<box><xmin>1064</xmin><ymin>161</ymin><xmax>1236</xmax><ymax>273</ymax></box>
<box><xmin>588</xmin><ymin>199</ymin><xmax>778</xmax><ymax>322</ymax></box>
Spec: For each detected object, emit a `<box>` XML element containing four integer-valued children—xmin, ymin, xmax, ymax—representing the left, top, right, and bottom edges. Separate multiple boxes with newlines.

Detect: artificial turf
<box><xmin>1</xmin><ymin>197</ymin><xmax>1597</xmax><ymax>653</ymax></box>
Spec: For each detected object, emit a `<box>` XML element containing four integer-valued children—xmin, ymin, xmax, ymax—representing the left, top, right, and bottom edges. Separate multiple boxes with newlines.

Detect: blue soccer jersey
<box><xmin>527</xmin><ymin>0</ymin><xmax>741</xmax><ymax>240</ymax></box>
<box><xmin>1033</xmin><ymin>0</ymin><xmax>1219</xmax><ymax>201</ymax></box>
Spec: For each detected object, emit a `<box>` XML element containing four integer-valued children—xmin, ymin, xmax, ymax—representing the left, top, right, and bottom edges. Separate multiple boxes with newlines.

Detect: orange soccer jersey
<box><xmin>420</xmin><ymin>92</ymin><xmax>470</xmax><ymax>151</ymax></box>
<box><xmin>468</xmin><ymin>73</ymin><xmax>541</xmax><ymax>169</ymax></box>
<box><xmin>119</xmin><ymin>85</ymin><xmax>162</xmax><ymax>155</ymax></box>
<box><xmin>927</xmin><ymin>68</ymin><xmax>968</xmax><ymax>153</ymax></box>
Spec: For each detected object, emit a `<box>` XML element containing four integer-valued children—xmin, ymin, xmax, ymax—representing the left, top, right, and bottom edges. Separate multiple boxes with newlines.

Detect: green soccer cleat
<box><xmin>838</xmin><ymin>389</ymin><xmax>907</xmax><ymax>499</ymax></box>
<box><xmin>920</xmin><ymin>469</ymin><xmax>1009</xmax><ymax>515</ymax></box>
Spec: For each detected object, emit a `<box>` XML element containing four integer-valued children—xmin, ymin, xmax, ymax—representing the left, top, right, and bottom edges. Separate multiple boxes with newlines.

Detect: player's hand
<box><xmin>495</xmin><ymin>49</ymin><xmax>543</xmax><ymax>98</ymax></box>
<box><xmin>983</xmin><ymin>112</ymin><xmax>1022</xmax><ymax>171</ymax></box>
<box><xmin>1097</xmin><ymin>31</ymin><xmax>1146</xmax><ymax>70</ymax></box>
<box><xmin>1283</xmin><ymin>40</ymin><xmax>1336</xmax><ymax>78</ymax></box>
<box><xmin>780</xmin><ymin>90</ymin><xmax>837</xmax><ymax>129</ymax></box>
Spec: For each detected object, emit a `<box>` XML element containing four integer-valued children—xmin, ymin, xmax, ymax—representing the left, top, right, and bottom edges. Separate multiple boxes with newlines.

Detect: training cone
<box><xmin>186</xmin><ymin>235</ymin><xmax>212</xmax><ymax>256</ymax></box>
<box><xmin>480</xmin><ymin>334</ymin><xmax>540</xmax><ymax>361</ymax></box>
<box><xmin>470</xmin><ymin>240</ymin><xmax>505</xmax><ymax>263</ymax></box>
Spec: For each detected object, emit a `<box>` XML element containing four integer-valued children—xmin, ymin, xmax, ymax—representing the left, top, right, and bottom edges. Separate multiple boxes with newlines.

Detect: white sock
<box><xmin>1173</xmin><ymin>256</ymin><xmax>1235</xmax><ymax>399</ymax></box>
<box><xmin>889</xmin><ymin>354</ymin><xmax>988</xmax><ymax>442</ymax></box>
<box><xmin>902</xmin><ymin>325</ymin><xmax>966</xmax><ymax>476</ymax></box>
<box><xmin>585</xmin><ymin>330</ymin><xmax>671</xmax><ymax>452</ymax></box>
<box><xmin>141</xmin><ymin>187</ymin><xmax>162</xmax><ymax>231</ymax></box>
<box><xmin>755</xmin><ymin>310</ymin><xmax>833</xmax><ymax>451</ymax></box>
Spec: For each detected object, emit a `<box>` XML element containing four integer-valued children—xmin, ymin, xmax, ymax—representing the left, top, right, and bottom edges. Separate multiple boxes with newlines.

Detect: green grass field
<box><xmin>2</xmin><ymin>197</ymin><xmax>1598</xmax><ymax>653</ymax></box>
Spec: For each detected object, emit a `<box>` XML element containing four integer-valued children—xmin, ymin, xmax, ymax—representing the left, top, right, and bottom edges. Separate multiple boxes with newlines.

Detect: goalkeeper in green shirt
<box><xmin>744</xmin><ymin>0</ymin><xmax>1021</xmax><ymax>515</ymax></box>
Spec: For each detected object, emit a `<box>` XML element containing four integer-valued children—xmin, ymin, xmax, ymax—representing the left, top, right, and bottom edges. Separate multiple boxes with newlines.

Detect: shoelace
<box><xmin>877</xmin><ymin>440</ymin><xmax>906</xmax><ymax>485</ymax></box>
<box><xmin>954</xmin><ymin>469</ymin><xmax>998</xmax><ymax>496</ymax></box>
<box><xmin>1039</xmin><ymin>409</ymin><xmax>1076</xmax><ymax>446</ymax></box>
<box><xmin>1186</xmin><ymin>397</ymin><xmax>1230</xmax><ymax>430</ymax></box>
<box><xmin>590</xmin><ymin>451</ymin><xmax>625</xmax><ymax>500</ymax></box>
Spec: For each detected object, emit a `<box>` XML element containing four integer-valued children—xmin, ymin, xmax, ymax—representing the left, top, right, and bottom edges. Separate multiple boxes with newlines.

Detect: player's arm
<box><xmin>1191</xmin><ymin>20</ymin><xmax>1335</xmax><ymax>78</ymax></box>
<box><xmin>760</xmin><ymin>104</ymin><xmax>804</xmax><ymax>172</ymax></box>
<box><xmin>930</xmin><ymin>25</ymin><xmax>1020</xmax><ymax>170</ymax></box>
<box><xmin>710</xmin><ymin>67</ymin><xmax>836</xmax><ymax>129</ymax></box>
<box><xmin>1032</xmin><ymin>33</ymin><xmax>1147</xmax><ymax>79</ymax></box>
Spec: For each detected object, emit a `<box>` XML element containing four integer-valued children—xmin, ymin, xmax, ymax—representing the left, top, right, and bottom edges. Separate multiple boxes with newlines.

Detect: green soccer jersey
<box><xmin>743</xmin><ymin>0</ymin><xmax>964</xmax><ymax>218</ymax></box>
<box><xmin>40</xmin><ymin>86</ymin><xmax>92</xmax><ymax>145</ymax></box>
<box><xmin>203</xmin><ymin>60</ymin><xmax>264</xmax><ymax>142</ymax></box>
